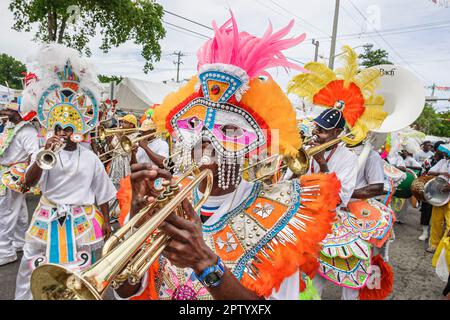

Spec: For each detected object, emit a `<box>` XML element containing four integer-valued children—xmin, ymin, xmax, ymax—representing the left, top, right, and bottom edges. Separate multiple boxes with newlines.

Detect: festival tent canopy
<box><xmin>114</xmin><ymin>77</ymin><xmax>180</xmax><ymax>113</ymax></box>
<box><xmin>0</xmin><ymin>84</ymin><xmax>19</xmax><ymax>105</ymax></box>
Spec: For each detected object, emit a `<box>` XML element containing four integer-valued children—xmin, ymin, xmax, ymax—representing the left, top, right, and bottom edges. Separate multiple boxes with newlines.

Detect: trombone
<box><xmin>100</xmin><ymin>132</ymin><xmax>159</xmax><ymax>164</ymax></box>
<box><xmin>242</xmin><ymin>133</ymin><xmax>351</xmax><ymax>182</ymax></box>
<box><xmin>30</xmin><ymin>165</ymin><xmax>213</xmax><ymax>300</ymax></box>
<box><xmin>93</xmin><ymin>127</ymin><xmax>143</xmax><ymax>142</ymax></box>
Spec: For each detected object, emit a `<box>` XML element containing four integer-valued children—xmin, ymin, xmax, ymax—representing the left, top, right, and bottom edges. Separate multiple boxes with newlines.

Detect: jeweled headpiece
<box><xmin>153</xmin><ymin>12</ymin><xmax>307</xmax><ymax>188</ymax></box>
<box><xmin>21</xmin><ymin>44</ymin><xmax>101</xmax><ymax>142</ymax></box>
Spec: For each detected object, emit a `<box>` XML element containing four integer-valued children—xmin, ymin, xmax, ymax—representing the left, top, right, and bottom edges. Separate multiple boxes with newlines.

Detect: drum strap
<box><xmin>311</xmin><ymin>145</ymin><xmax>338</xmax><ymax>173</ymax></box>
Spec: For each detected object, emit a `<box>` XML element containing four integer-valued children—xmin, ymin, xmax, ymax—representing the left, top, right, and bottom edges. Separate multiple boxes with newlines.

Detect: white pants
<box><xmin>313</xmin><ymin>274</ymin><xmax>360</xmax><ymax>300</ymax></box>
<box><xmin>15</xmin><ymin>240</ymin><xmax>45</xmax><ymax>300</ymax></box>
<box><xmin>0</xmin><ymin>189</ymin><xmax>28</xmax><ymax>265</ymax></box>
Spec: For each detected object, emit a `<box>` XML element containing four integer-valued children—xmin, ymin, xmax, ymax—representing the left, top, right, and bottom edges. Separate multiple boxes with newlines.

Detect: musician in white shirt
<box><xmin>307</xmin><ymin>109</ymin><xmax>359</xmax><ymax>300</ymax></box>
<box><xmin>0</xmin><ymin>104</ymin><xmax>39</xmax><ymax>266</ymax></box>
<box><xmin>15</xmin><ymin>125</ymin><xmax>117</xmax><ymax>299</ymax></box>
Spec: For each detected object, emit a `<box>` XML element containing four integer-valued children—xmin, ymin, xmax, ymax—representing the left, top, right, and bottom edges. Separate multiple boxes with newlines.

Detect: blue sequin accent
<box><xmin>199</xmin><ymin>71</ymin><xmax>242</xmax><ymax>103</ymax></box>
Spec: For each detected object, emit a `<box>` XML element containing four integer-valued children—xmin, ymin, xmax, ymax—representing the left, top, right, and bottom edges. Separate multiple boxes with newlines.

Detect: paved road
<box><xmin>0</xmin><ymin>195</ymin><xmax>446</xmax><ymax>300</ymax></box>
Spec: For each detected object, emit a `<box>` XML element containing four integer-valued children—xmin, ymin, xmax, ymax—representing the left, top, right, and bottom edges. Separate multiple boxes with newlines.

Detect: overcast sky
<box><xmin>1</xmin><ymin>0</ymin><xmax>449</xmax><ymax>111</ymax></box>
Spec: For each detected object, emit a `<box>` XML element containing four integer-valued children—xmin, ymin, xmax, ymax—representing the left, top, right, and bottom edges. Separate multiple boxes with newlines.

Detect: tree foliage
<box><xmin>98</xmin><ymin>74</ymin><xmax>123</xmax><ymax>84</ymax></box>
<box><xmin>8</xmin><ymin>0</ymin><xmax>166</xmax><ymax>73</ymax></box>
<box><xmin>0</xmin><ymin>53</ymin><xmax>27</xmax><ymax>89</ymax></box>
<box><xmin>359</xmin><ymin>44</ymin><xmax>392</xmax><ymax>68</ymax></box>
<box><xmin>412</xmin><ymin>104</ymin><xmax>450</xmax><ymax>137</ymax></box>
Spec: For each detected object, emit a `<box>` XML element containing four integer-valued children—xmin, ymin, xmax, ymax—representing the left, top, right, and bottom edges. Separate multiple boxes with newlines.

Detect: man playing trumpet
<box><xmin>14</xmin><ymin>44</ymin><xmax>117</xmax><ymax>299</ymax></box>
<box><xmin>113</xmin><ymin>13</ymin><xmax>342</xmax><ymax>300</ymax></box>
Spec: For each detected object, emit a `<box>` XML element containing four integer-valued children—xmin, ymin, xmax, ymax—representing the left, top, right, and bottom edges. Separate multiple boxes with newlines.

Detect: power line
<box><xmin>251</xmin><ymin>0</ymin><xmax>330</xmax><ymax>39</ymax></box>
<box><xmin>164</xmin><ymin>10</ymin><xmax>213</xmax><ymax>31</ymax></box>
<box><xmin>163</xmin><ymin>21</ymin><xmax>211</xmax><ymax>39</ymax></box>
<box><xmin>348</xmin><ymin>0</ymin><xmax>431</xmax><ymax>83</ymax></box>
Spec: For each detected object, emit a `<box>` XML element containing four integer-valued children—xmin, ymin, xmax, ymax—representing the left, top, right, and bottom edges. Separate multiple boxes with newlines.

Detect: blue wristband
<box><xmin>194</xmin><ymin>256</ymin><xmax>225</xmax><ymax>288</ymax></box>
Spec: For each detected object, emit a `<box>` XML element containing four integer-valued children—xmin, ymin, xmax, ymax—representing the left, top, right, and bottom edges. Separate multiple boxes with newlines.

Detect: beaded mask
<box><xmin>154</xmin><ymin>12</ymin><xmax>307</xmax><ymax>189</ymax></box>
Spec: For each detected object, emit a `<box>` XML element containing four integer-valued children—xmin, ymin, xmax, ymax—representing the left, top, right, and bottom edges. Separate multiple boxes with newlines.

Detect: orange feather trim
<box><xmin>313</xmin><ymin>80</ymin><xmax>365</xmax><ymax>127</ymax></box>
<box><xmin>240</xmin><ymin>173</ymin><xmax>341</xmax><ymax>298</ymax></box>
<box><xmin>116</xmin><ymin>175</ymin><xmax>132</xmax><ymax>227</ymax></box>
<box><xmin>359</xmin><ymin>254</ymin><xmax>394</xmax><ymax>300</ymax></box>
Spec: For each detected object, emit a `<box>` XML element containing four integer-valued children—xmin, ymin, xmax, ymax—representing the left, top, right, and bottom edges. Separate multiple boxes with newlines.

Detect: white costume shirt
<box><xmin>429</xmin><ymin>159</ymin><xmax>450</xmax><ymax>183</ymax></box>
<box><xmin>136</xmin><ymin>138</ymin><xmax>169</xmax><ymax>165</ymax></box>
<box><xmin>31</xmin><ymin>146</ymin><xmax>117</xmax><ymax>205</ymax></box>
<box><xmin>115</xmin><ymin>179</ymin><xmax>299</xmax><ymax>300</ymax></box>
<box><xmin>352</xmin><ymin>147</ymin><xmax>385</xmax><ymax>190</ymax></box>
<box><xmin>404</xmin><ymin>156</ymin><xmax>421</xmax><ymax>168</ymax></box>
<box><xmin>415</xmin><ymin>150</ymin><xmax>434</xmax><ymax>164</ymax></box>
<box><xmin>308</xmin><ymin>145</ymin><xmax>358</xmax><ymax>206</ymax></box>
<box><xmin>387</xmin><ymin>154</ymin><xmax>405</xmax><ymax>168</ymax></box>
<box><xmin>0</xmin><ymin>123</ymin><xmax>39</xmax><ymax>165</ymax></box>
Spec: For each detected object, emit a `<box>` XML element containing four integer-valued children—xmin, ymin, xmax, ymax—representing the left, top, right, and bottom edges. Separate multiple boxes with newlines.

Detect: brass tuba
<box><xmin>30</xmin><ymin>165</ymin><xmax>213</xmax><ymax>300</ymax></box>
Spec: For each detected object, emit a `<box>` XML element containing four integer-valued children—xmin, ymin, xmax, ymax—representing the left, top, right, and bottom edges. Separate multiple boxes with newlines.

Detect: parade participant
<box><xmin>419</xmin><ymin>141</ymin><xmax>445</xmax><ymax>241</ymax></box>
<box><xmin>288</xmin><ymin>45</ymin><xmax>394</xmax><ymax>300</ymax></box>
<box><xmin>133</xmin><ymin>117</ymin><xmax>169</xmax><ymax>168</ymax></box>
<box><xmin>0</xmin><ymin>101</ymin><xmax>39</xmax><ymax>266</ymax></box>
<box><xmin>114</xmin><ymin>12</ymin><xmax>341</xmax><ymax>300</ymax></box>
<box><xmin>108</xmin><ymin>114</ymin><xmax>139</xmax><ymax>189</ymax></box>
<box><xmin>14</xmin><ymin>44</ymin><xmax>117</xmax><ymax>299</ymax></box>
<box><xmin>415</xmin><ymin>141</ymin><xmax>434</xmax><ymax>164</ymax></box>
<box><xmin>387</xmin><ymin>152</ymin><xmax>406</xmax><ymax>171</ymax></box>
<box><xmin>401</xmin><ymin>149</ymin><xmax>421</xmax><ymax>171</ymax></box>
<box><xmin>427</xmin><ymin>144</ymin><xmax>450</xmax><ymax>253</ymax></box>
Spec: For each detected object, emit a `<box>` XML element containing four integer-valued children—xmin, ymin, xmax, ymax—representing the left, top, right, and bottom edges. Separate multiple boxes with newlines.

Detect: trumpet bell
<box><xmin>36</xmin><ymin>149</ymin><xmax>57</xmax><ymax>170</ymax></box>
<box><xmin>31</xmin><ymin>264</ymin><xmax>101</xmax><ymax>300</ymax></box>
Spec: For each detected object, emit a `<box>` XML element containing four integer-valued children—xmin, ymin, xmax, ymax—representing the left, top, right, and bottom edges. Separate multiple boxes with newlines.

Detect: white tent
<box><xmin>0</xmin><ymin>84</ymin><xmax>18</xmax><ymax>105</ymax></box>
<box><xmin>114</xmin><ymin>77</ymin><xmax>180</xmax><ymax>113</ymax></box>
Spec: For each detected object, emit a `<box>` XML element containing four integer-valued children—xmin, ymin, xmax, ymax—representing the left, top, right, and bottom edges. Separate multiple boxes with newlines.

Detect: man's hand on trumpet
<box><xmin>44</xmin><ymin>135</ymin><xmax>64</xmax><ymax>151</ymax></box>
<box><xmin>129</xmin><ymin>163</ymin><xmax>174</xmax><ymax>216</ymax></box>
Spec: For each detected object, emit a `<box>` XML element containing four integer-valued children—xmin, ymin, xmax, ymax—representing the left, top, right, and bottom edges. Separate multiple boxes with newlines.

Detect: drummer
<box><xmin>427</xmin><ymin>144</ymin><xmax>450</xmax><ymax>253</ymax></box>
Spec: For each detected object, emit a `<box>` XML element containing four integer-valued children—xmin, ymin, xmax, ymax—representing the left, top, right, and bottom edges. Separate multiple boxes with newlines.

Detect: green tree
<box><xmin>413</xmin><ymin>104</ymin><xmax>450</xmax><ymax>137</ymax></box>
<box><xmin>98</xmin><ymin>74</ymin><xmax>123</xmax><ymax>84</ymax></box>
<box><xmin>9</xmin><ymin>0</ymin><xmax>166</xmax><ymax>73</ymax></box>
<box><xmin>0</xmin><ymin>53</ymin><xmax>27</xmax><ymax>89</ymax></box>
<box><xmin>359</xmin><ymin>44</ymin><xmax>392</xmax><ymax>68</ymax></box>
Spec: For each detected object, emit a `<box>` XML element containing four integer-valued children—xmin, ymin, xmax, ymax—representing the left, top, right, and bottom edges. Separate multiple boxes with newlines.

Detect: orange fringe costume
<box><xmin>125</xmin><ymin>12</ymin><xmax>342</xmax><ymax>300</ymax></box>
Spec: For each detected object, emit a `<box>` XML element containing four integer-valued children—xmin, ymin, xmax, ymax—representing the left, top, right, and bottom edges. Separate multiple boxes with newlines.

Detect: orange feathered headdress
<box><xmin>287</xmin><ymin>45</ymin><xmax>387</xmax><ymax>145</ymax></box>
<box><xmin>153</xmin><ymin>11</ymin><xmax>307</xmax><ymax>158</ymax></box>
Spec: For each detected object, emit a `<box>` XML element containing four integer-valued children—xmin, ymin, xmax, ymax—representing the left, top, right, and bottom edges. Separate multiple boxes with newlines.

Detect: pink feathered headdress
<box><xmin>197</xmin><ymin>11</ymin><xmax>307</xmax><ymax>77</ymax></box>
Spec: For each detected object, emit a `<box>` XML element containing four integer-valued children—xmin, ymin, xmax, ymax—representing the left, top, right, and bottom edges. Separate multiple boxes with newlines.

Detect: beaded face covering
<box><xmin>170</xmin><ymin>65</ymin><xmax>267</xmax><ymax>189</ymax></box>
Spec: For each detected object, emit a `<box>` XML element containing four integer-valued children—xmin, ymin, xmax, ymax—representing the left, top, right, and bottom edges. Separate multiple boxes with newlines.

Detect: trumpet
<box><xmin>242</xmin><ymin>133</ymin><xmax>351</xmax><ymax>182</ymax></box>
<box><xmin>100</xmin><ymin>132</ymin><xmax>159</xmax><ymax>164</ymax></box>
<box><xmin>35</xmin><ymin>139</ymin><xmax>66</xmax><ymax>170</ymax></box>
<box><xmin>30</xmin><ymin>165</ymin><xmax>213</xmax><ymax>300</ymax></box>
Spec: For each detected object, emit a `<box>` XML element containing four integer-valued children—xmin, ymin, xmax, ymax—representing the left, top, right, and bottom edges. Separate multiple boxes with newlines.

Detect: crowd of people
<box><xmin>0</xmin><ymin>12</ymin><xmax>449</xmax><ymax>301</ymax></box>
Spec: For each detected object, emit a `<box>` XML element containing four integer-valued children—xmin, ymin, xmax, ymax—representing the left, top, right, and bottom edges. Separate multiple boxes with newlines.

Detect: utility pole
<box><xmin>173</xmin><ymin>51</ymin><xmax>185</xmax><ymax>83</ymax></box>
<box><xmin>328</xmin><ymin>0</ymin><xmax>341</xmax><ymax>70</ymax></box>
<box><xmin>431</xmin><ymin>83</ymin><xmax>436</xmax><ymax>97</ymax></box>
<box><xmin>312</xmin><ymin>39</ymin><xmax>320</xmax><ymax>62</ymax></box>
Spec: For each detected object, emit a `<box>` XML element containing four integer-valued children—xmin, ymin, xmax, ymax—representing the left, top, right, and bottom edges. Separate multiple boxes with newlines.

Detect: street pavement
<box><xmin>0</xmin><ymin>195</ymin><xmax>446</xmax><ymax>300</ymax></box>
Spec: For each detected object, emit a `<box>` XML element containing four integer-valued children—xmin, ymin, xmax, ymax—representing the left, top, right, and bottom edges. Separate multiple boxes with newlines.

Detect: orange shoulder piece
<box><xmin>240</xmin><ymin>173</ymin><xmax>341</xmax><ymax>298</ymax></box>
